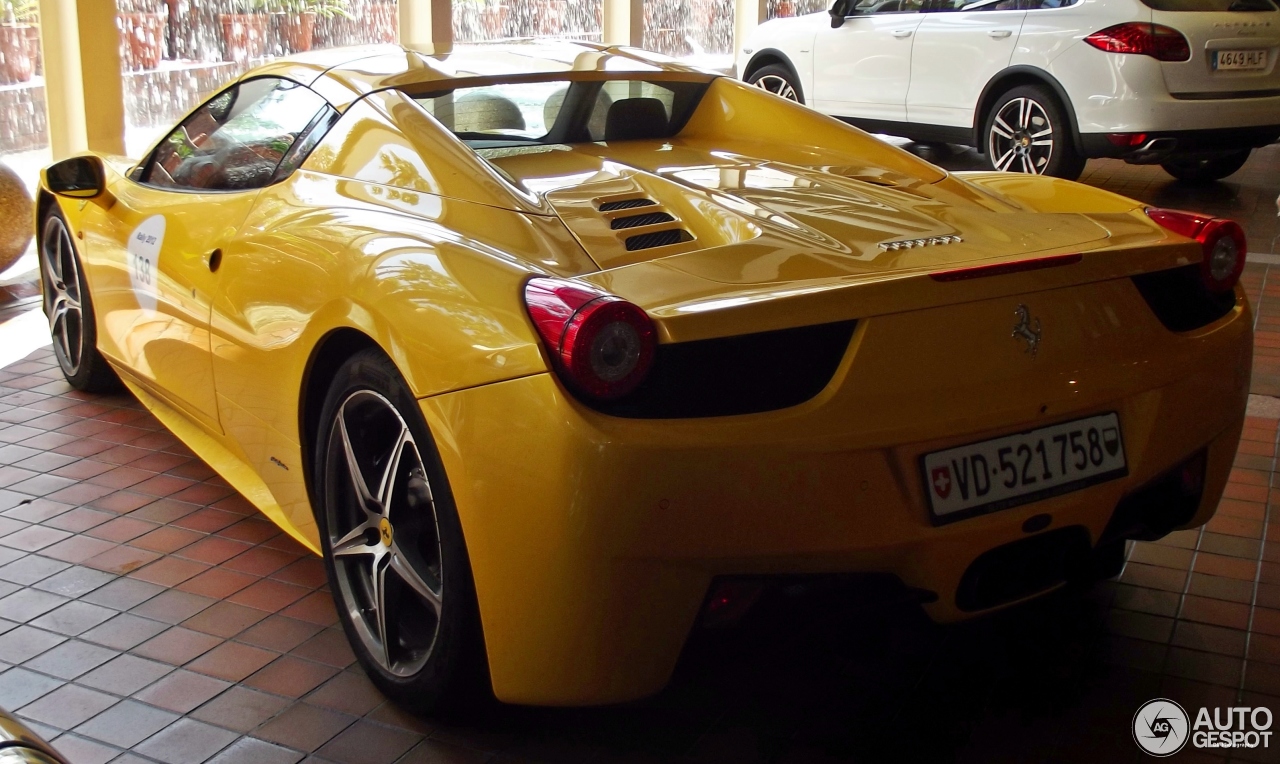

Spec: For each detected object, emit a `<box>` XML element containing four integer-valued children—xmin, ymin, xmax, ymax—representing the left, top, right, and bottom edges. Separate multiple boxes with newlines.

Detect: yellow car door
<box><xmin>82</xmin><ymin>77</ymin><xmax>334</xmax><ymax>434</ymax></box>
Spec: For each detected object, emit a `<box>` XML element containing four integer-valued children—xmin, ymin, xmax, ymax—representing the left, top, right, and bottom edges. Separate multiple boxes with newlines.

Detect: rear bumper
<box><xmin>424</xmin><ymin>283</ymin><xmax>1252</xmax><ymax>706</ymax></box>
<box><xmin>1081</xmin><ymin>125</ymin><xmax>1280</xmax><ymax>161</ymax></box>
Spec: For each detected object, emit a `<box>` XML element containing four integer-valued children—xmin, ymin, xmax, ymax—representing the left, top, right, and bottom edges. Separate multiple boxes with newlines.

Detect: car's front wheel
<box><xmin>1160</xmin><ymin>150</ymin><xmax>1251</xmax><ymax>183</ymax></box>
<box><xmin>984</xmin><ymin>85</ymin><xmax>1085</xmax><ymax>181</ymax></box>
<box><xmin>746</xmin><ymin>63</ymin><xmax>804</xmax><ymax>105</ymax></box>
<box><xmin>38</xmin><ymin>210</ymin><xmax>119</xmax><ymax>392</ymax></box>
<box><xmin>314</xmin><ymin>348</ymin><xmax>488</xmax><ymax>713</ymax></box>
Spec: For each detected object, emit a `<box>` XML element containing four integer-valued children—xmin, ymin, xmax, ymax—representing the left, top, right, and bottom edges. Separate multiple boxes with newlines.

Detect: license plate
<box><xmin>922</xmin><ymin>413</ymin><xmax>1127</xmax><ymax>524</ymax></box>
<box><xmin>1214</xmin><ymin>49</ymin><xmax>1268</xmax><ymax>71</ymax></box>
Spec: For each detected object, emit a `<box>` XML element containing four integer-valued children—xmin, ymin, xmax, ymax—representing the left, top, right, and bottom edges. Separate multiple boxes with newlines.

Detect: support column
<box><xmin>603</xmin><ymin>0</ymin><xmax>643</xmax><ymax>47</ymax></box>
<box><xmin>400</xmin><ymin>0</ymin><xmax>453</xmax><ymax>48</ymax></box>
<box><xmin>37</xmin><ymin>0</ymin><xmax>85</xmax><ymax>159</ymax></box>
<box><xmin>733</xmin><ymin>0</ymin><xmax>767</xmax><ymax>59</ymax></box>
<box><xmin>38</xmin><ymin>0</ymin><xmax>126</xmax><ymax>158</ymax></box>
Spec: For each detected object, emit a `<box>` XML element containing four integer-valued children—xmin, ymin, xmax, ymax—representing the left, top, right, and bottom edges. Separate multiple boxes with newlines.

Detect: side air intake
<box><xmin>611</xmin><ymin>211</ymin><xmax>676</xmax><ymax>230</ymax></box>
<box><xmin>625</xmin><ymin>229</ymin><xmax>694</xmax><ymax>251</ymax></box>
<box><xmin>598</xmin><ymin>198</ymin><xmax>657</xmax><ymax>212</ymax></box>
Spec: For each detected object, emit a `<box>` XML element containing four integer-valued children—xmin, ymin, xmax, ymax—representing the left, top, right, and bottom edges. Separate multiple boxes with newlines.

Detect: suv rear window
<box><xmin>1140</xmin><ymin>0</ymin><xmax>1275</xmax><ymax>10</ymax></box>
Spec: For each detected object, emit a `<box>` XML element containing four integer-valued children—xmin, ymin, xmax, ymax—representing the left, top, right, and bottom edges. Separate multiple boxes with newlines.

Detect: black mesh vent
<box><xmin>1132</xmin><ymin>265</ymin><xmax>1236</xmax><ymax>332</ymax></box>
<box><xmin>589</xmin><ymin>320</ymin><xmax>857</xmax><ymax>419</ymax></box>
<box><xmin>625</xmin><ymin>229</ymin><xmax>692</xmax><ymax>251</ymax></box>
<box><xmin>611</xmin><ymin>212</ymin><xmax>676</xmax><ymax>230</ymax></box>
<box><xmin>598</xmin><ymin>198</ymin><xmax>656</xmax><ymax>212</ymax></box>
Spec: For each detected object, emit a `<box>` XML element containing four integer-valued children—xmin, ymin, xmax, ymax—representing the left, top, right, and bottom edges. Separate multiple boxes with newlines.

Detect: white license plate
<box><xmin>1214</xmin><ymin>49</ymin><xmax>1268</xmax><ymax>71</ymax></box>
<box><xmin>922</xmin><ymin>413</ymin><xmax>1127</xmax><ymax>524</ymax></box>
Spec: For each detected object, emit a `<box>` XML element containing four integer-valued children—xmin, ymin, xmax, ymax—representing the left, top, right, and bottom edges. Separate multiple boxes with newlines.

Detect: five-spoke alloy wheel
<box><xmin>38</xmin><ymin>211</ymin><xmax>118</xmax><ymax>392</ymax></box>
<box><xmin>747</xmin><ymin>64</ymin><xmax>804</xmax><ymax>105</ymax></box>
<box><xmin>984</xmin><ymin>85</ymin><xmax>1085</xmax><ymax>181</ymax></box>
<box><xmin>316</xmin><ymin>349</ymin><xmax>486</xmax><ymax>712</ymax></box>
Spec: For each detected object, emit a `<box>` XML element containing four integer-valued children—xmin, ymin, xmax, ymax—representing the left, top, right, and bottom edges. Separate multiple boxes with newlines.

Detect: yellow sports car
<box><xmin>37</xmin><ymin>42</ymin><xmax>1250</xmax><ymax>709</ymax></box>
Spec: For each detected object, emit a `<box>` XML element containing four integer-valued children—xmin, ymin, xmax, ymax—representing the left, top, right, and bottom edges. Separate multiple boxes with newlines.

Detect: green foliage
<box><xmin>269</xmin><ymin>0</ymin><xmax>353</xmax><ymax>18</ymax></box>
<box><xmin>1</xmin><ymin>0</ymin><xmax>37</xmax><ymax>24</ymax></box>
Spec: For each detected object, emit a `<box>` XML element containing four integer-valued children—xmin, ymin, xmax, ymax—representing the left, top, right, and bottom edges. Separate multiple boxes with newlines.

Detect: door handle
<box><xmin>892</xmin><ymin>29</ymin><xmax>913</xmax><ymax>38</ymax></box>
<box><xmin>206</xmin><ymin>248</ymin><xmax>222</xmax><ymax>273</ymax></box>
<box><xmin>987</xmin><ymin>29</ymin><xmax>1012</xmax><ymax>38</ymax></box>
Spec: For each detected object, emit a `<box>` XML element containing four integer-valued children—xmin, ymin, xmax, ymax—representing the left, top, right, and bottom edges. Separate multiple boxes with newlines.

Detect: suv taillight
<box><xmin>524</xmin><ymin>277</ymin><xmax>656</xmax><ymax>400</ymax></box>
<box><xmin>1085</xmin><ymin>23</ymin><xmax>1191</xmax><ymax>62</ymax></box>
<box><xmin>1145</xmin><ymin>207</ymin><xmax>1247</xmax><ymax>294</ymax></box>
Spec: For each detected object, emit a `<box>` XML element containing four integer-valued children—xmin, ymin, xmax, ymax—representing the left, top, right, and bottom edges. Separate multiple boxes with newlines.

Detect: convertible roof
<box><xmin>248</xmin><ymin>42</ymin><xmax>717</xmax><ymax>110</ymax></box>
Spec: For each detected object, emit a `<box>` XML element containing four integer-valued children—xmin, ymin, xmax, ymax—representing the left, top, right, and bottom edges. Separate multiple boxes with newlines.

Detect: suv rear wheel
<box><xmin>1160</xmin><ymin>150</ymin><xmax>1251</xmax><ymax>183</ymax></box>
<box><xmin>983</xmin><ymin>84</ymin><xmax>1085</xmax><ymax>181</ymax></box>
<box><xmin>746</xmin><ymin>64</ymin><xmax>804</xmax><ymax>105</ymax></box>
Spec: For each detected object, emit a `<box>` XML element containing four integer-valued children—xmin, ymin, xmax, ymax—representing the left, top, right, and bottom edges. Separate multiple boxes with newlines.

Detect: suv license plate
<box><xmin>922</xmin><ymin>413</ymin><xmax>1127</xmax><ymax>524</ymax></box>
<box><xmin>1214</xmin><ymin>49</ymin><xmax>1267</xmax><ymax>71</ymax></box>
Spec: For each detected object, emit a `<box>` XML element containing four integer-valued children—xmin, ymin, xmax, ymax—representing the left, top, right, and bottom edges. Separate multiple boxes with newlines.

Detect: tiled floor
<box><xmin>0</xmin><ymin>147</ymin><xmax>1276</xmax><ymax>764</ymax></box>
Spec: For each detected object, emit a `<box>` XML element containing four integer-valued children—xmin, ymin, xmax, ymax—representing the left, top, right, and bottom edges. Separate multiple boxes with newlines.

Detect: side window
<box><xmin>143</xmin><ymin>78</ymin><xmax>330</xmax><ymax>192</ymax></box>
<box><xmin>586</xmin><ymin>81</ymin><xmax>678</xmax><ymax>142</ymax></box>
<box><xmin>843</xmin><ymin>0</ymin><xmax>923</xmax><ymax>14</ymax></box>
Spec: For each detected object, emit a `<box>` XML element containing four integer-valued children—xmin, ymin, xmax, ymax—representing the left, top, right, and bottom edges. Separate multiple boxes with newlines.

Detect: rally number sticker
<box><xmin>127</xmin><ymin>215</ymin><xmax>164</xmax><ymax>312</ymax></box>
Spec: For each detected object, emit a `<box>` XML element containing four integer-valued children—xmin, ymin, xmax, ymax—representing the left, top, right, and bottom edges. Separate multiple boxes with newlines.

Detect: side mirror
<box><xmin>829</xmin><ymin>0</ymin><xmax>850</xmax><ymax>26</ymax></box>
<box><xmin>45</xmin><ymin>156</ymin><xmax>105</xmax><ymax>199</ymax></box>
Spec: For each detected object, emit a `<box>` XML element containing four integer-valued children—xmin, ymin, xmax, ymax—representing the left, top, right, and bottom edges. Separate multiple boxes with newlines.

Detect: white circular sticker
<box><xmin>1133</xmin><ymin>698</ymin><xmax>1190</xmax><ymax>757</ymax></box>
<box><xmin>127</xmin><ymin>215</ymin><xmax>164</xmax><ymax>312</ymax></box>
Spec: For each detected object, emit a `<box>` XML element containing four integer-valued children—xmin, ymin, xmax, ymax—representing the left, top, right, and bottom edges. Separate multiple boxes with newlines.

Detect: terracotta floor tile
<box><xmin>32</xmin><ymin>565</ymin><xmax>114</xmax><ymax>598</ymax></box>
<box><xmin>82</xmin><ymin>545</ymin><xmax>160</xmax><ymax>576</ymax></box>
<box><xmin>181</xmin><ymin>600</ymin><xmax>268</xmax><ymax>639</ymax></box>
<box><xmin>80</xmin><ymin>613</ymin><xmax>168</xmax><ymax>651</ymax></box>
<box><xmin>205</xmin><ymin>737</ymin><xmax>305</xmax><ymax>764</ymax></box>
<box><xmin>186</xmin><ymin>641</ymin><xmax>277</xmax><ymax>682</ymax></box>
<box><xmin>129</xmin><ymin>556</ymin><xmax>210</xmax><ymax>588</ymax></box>
<box><xmin>1119</xmin><ymin>562</ymin><xmax>1189</xmax><ymax>593</ymax></box>
<box><xmin>130</xmin><ymin>474</ymin><xmax>197</xmax><ymax>499</ymax></box>
<box><xmin>131</xmin><ymin>626</ymin><xmax>224</xmax><ymax>666</ymax></box>
<box><xmin>47</xmin><ymin>733</ymin><xmax>120</xmax><ymax>764</ymax></box>
<box><xmin>217</xmin><ymin>518</ymin><xmax>280</xmax><ymax>545</ymax></box>
<box><xmin>1194</xmin><ymin>552</ymin><xmax>1261</xmax><ymax>581</ymax></box>
<box><xmin>3</xmin><ymin>498</ymin><xmax>74</xmax><ymax>524</ymax></box>
<box><xmin>24</xmin><ymin>638</ymin><xmax>117</xmax><ymax>679</ymax></box>
<box><xmin>127</xmin><ymin>452</ymin><xmax>189</xmax><ymax>474</ymax></box>
<box><xmin>73</xmin><ymin>699</ymin><xmax>179</xmax><ymax>749</ymax></box>
<box><xmin>243</xmin><ymin>655</ymin><xmax>338</xmax><ymax>698</ymax></box>
<box><xmin>173</xmin><ymin>507</ymin><xmax>242</xmax><ymax>534</ymax></box>
<box><xmin>190</xmin><ymin>686</ymin><xmax>290</xmax><ymax>733</ymax></box>
<box><xmin>77</xmin><ymin>653</ymin><xmax>173</xmax><ymax>695</ymax></box>
<box><xmin>177</xmin><ymin>568</ymin><xmax>259</xmax><ymax>601</ymax></box>
<box><xmin>44</xmin><ymin>508</ymin><xmax>114</xmax><ymax>534</ymax></box>
<box><xmin>1178</xmin><ymin>595</ymin><xmax>1251</xmax><ymax>630</ymax></box>
<box><xmin>254</xmin><ymin>702</ymin><xmax>356</xmax><ymax>753</ymax></box>
<box><xmin>0</xmin><ymin>525</ymin><xmax>71</xmax><ymax>552</ymax></box>
<box><xmin>171</xmin><ymin>482</ymin><xmax>235</xmax><ymax>506</ymax></box>
<box><xmin>133</xmin><ymin>717</ymin><xmax>240</xmax><ymax>764</ymax></box>
<box><xmin>42</xmin><ymin>481</ymin><xmax>115</xmax><ymax>506</ymax></box>
<box><xmin>1127</xmin><ymin>543</ymin><xmax>1194</xmax><ymax>571</ymax></box>
<box><xmin>129</xmin><ymin>498</ymin><xmax>202</xmax><ymax>525</ymax></box>
<box><xmin>227</xmin><ymin>578</ymin><xmax>310</xmax><ymax>613</ymax></box>
<box><xmin>0</xmin><ymin>626</ymin><xmax>66</xmax><ymax>664</ymax></box>
<box><xmin>270</xmin><ymin>558</ymin><xmax>327</xmax><ymax>589</ymax></box>
<box><xmin>133</xmin><ymin>669</ymin><xmax>232</xmax><ymax>714</ymax></box>
<box><xmin>290</xmin><ymin>629</ymin><xmax>355</xmax><ymax>669</ymax></box>
<box><xmin>304</xmin><ymin>671</ymin><xmax>386</xmax><ymax>718</ymax></box>
<box><xmin>177</xmin><ymin>536</ymin><xmax>254</xmax><ymax>566</ymax></box>
<box><xmin>84</xmin><ymin>466</ymin><xmax>152</xmax><ymax>490</ymax></box>
<box><xmin>87</xmin><ymin>490</ymin><xmax>154</xmax><ymax>514</ymax></box>
<box><xmin>84</xmin><ymin>516</ymin><xmax>157</xmax><ymax>543</ymax></box>
<box><xmin>238</xmin><ymin>616</ymin><xmax>321</xmax><ymax>653</ymax></box>
<box><xmin>279</xmin><ymin>591</ymin><xmax>337</xmax><ymax>626</ymax></box>
<box><xmin>1170</xmin><ymin>621</ymin><xmax>1247</xmax><ymax>657</ymax></box>
<box><xmin>315</xmin><ymin>719</ymin><xmax>421</xmax><ymax>764</ymax></box>
<box><xmin>130</xmin><ymin>589</ymin><xmax>215</xmax><ymax>625</ymax></box>
<box><xmin>130</xmin><ymin>525</ymin><xmax>203</xmax><ymax>554</ymax></box>
<box><xmin>30</xmin><ymin>600</ymin><xmax>115</xmax><ymax>636</ymax></box>
<box><xmin>80</xmin><ymin>577</ymin><xmax>164</xmax><ymax>611</ymax></box>
<box><xmin>17</xmin><ymin>683</ymin><xmax>118</xmax><ymax>730</ymax></box>
<box><xmin>223</xmin><ymin>546</ymin><xmax>301</xmax><ymax>577</ymax></box>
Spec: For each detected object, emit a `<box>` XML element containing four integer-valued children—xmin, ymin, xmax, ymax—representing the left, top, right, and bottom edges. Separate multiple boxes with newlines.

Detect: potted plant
<box><xmin>0</xmin><ymin>0</ymin><xmax>34</xmax><ymax>85</ymax></box>
<box><xmin>220</xmin><ymin>0</ymin><xmax>271</xmax><ymax>63</ymax></box>
<box><xmin>118</xmin><ymin>0</ymin><xmax>168</xmax><ymax>71</ymax></box>
<box><xmin>272</xmin><ymin>0</ymin><xmax>350</xmax><ymax>53</ymax></box>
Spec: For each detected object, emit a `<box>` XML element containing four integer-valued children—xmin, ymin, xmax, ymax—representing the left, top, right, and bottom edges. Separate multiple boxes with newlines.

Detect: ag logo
<box><xmin>1134</xmin><ymin>698</ymin><xmax>1190</xmax><ymax>756</ymax></box>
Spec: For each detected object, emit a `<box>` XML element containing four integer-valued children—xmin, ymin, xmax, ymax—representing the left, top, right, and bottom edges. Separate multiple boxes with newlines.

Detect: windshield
<box><xmin>408</xmin><ymin>77</ymin><xmax>713</xmax><ymax>148</ymax></box>
<box><xmin>1140</xmin><ymin>0</ymin><xmax>1275</xmax><ymax>10</ymax></box>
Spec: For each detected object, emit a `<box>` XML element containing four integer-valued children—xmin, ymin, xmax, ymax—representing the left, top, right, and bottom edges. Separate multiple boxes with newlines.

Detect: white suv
<box><xmin>738</xmin><ymin>0</ymin><xmax>1280</xmax><ymax>181</ymax></box>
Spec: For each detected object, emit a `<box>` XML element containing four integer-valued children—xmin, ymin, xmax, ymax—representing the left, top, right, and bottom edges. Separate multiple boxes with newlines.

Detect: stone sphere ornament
<box><xmin>0</xmin><ymin>160</ymin><xmax>34</xmax><ymax>276</ymax></box>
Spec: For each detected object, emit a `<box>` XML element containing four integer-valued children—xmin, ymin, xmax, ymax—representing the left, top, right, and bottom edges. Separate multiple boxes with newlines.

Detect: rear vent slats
<box><xmin>598</xmin><ymin>198</ymin><xmax>657</xmax><ymax>212</ymax></box>
<box><xmin>610</xmin><ymin>212</ymin><xmax>676</xmax><ymax>230</ymax></box>
<box><xmin>625</xmin><ymin>229</ymin><xmax>693</xmax><ymax>252</ymax></box>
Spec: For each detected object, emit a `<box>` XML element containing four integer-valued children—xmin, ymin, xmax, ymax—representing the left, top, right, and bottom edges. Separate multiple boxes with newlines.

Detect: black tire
<box><xmin>38</xmin><ymin>208</ymin><xmax>120</xmax><ymax>392</ymax></box>
<box><xmin>983</xmin><ymin>84</ymin><xmax>1085</xmax><ymax>181</ymax></box>
<box><xmin>1160</xmin><ymin>150</ymin><xmax>1251</xmax><ymax>183</ymax></box>
<box><xmin>746</xmin><ymin>63</ymin><xmax>804</xmax><ymax>105</ymax></box>
<box><xmin>313</xmin><ymin>348</ymin><xmax>489</xmax><ymax>714</ymax></box>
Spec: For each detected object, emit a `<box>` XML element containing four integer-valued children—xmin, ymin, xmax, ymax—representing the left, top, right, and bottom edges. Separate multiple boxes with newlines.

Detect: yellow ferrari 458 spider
<box><xmin>37</xmin><ymin>41</ymin><xmax>1250</xmax><ymax>709</ymax></box>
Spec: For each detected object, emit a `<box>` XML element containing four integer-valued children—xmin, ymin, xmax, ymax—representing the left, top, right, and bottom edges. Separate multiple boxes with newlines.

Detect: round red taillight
<box><xmin>1145</xmin><ymin>207</ymin><xmax>1247</xmax><ymax>294</ymax></box>
<box><xmin>524</xmin><ymin>277</ymin><xmax>656</xmax><ymax>400</ymax></box>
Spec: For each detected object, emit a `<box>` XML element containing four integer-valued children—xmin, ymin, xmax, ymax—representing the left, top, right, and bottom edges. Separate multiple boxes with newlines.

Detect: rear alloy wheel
<box><xmin>39</xmin><ymin>211</ymin><xmax>119</xmax><ymax>392</ymax></box>
<box><xmin>747</xmin><ymin>64</ymin><xmax>804</xmax><ymax>105</ymax></box>
<box><xmin>984</xmin><ymin>85</ymin><xmax>1085</xmax><ymax>181</ymax></box>
<box><xmin>1160</xmin><ymin>150</ymin><xmax>1251</xmax><ymax>183</ymax></box>
<box><xmin>316</xmin><ymin>349</ymin><xmax>487</xmax><ymax>712</ymax></box>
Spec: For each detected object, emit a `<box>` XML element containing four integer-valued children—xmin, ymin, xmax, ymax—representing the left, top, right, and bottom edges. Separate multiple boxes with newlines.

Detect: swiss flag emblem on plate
<box><xmin>931</xmin><ymin>466</ymin><xmax>952</xmax><ymax>499</ymax></box>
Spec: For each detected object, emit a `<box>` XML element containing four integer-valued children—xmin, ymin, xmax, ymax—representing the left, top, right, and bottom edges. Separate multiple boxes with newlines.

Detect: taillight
<box><xmin>1085</xmin><ymin>23</ymin><xmax>1191</xmax><ymax>62</ymax></box>
<box><xmin>524</xmin><ymin>277</ymin><xmax>656</xmax><ymax>400</ymax></box>
<box><xmin>1145</xmin><ymin>207</ymin><xmax>1247</xmax><ymax>294</ymax></box>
